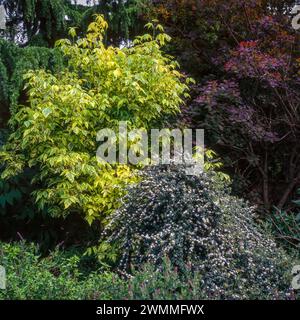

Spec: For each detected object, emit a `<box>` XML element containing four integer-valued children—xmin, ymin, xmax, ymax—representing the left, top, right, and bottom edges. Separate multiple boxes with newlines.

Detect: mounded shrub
<box><xmin>104</xmin><ymin>164</ymin><xmax>295</xmax><ymax>299</ymax></box>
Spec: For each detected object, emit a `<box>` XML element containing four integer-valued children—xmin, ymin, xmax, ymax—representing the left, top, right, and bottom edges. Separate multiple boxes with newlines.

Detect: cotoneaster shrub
<box><xmin>104</xmin><ymin>164</ymin><xmax>294</xmax><ymax>299</ymax></box>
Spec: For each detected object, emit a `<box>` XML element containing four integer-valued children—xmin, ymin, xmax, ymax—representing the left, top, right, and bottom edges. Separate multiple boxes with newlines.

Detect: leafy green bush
<box><xmin>0</xmin><ymin>242</ymin><xmax>202</xmax><ymax>300</ymax></box>
<box><xmin>0</xmin><ymin>241</ymin><xmax>126</xmax><ymax>300</ymax></box>
<box><xmin>0</xmin><ymin>16</ymin><xmax>190</xmax><ymax>224</ymax></box>
<box><xmin>104</xmin><ymin>164</ymin><xmax>294</xmax><ymax>299</ymax></box>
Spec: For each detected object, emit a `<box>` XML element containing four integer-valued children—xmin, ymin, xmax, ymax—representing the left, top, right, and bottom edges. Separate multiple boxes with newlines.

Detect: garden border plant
<box><xmin>103</xmin><ymin>163</ymin><xmax>296</xmax><ymax>299</ymax></box>
<box><xmin>0</xmin><ymin>15</ymin><xmax>191</xmax><ymax>225</ymax></box>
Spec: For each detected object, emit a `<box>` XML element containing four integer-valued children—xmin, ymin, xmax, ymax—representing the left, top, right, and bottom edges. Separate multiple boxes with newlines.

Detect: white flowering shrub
<box><xmin>104</xmin><ymin>164</ymin><xmax>294</xmax><ymax>299</ymax></box>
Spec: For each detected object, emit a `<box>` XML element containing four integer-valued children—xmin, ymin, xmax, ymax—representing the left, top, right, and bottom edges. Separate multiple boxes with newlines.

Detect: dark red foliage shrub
<box><xmin>148</xmin><ymin>0</ymin><xmax>300</xmax><ymax>210</ymax></box>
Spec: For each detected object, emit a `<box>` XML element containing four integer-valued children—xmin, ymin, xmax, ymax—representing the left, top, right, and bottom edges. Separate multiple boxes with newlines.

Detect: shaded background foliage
<box><xmin>0</xmin><ymin>0</ymin><xmax>148</xmax><ymax>46</ymax></box>
<box><xmin>147</xmin><ymin>0</ymin><xmax>300</xmax><ymax>216</ymax></box>
<box><xmin>0</xmin><ymin>39</ymin><xmax>64</xmax><ymax>126</ymax></box>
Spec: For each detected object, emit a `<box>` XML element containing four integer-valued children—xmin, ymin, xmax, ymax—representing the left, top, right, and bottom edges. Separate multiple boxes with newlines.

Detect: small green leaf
<box><xmin>42</xmin><ymin>107</ymin><xmax>52</xmax><ymax>118</ymax></box>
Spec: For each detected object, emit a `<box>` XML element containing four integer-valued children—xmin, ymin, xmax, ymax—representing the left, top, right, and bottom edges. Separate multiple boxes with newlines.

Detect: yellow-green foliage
<box><xmin>0</xmin><ymin>16</ymin><xmax>189</xmax><ymax>225</ymax></box>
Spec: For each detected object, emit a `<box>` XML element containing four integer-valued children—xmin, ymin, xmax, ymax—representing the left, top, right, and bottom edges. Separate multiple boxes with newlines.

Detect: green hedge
<box><xmin>0</xmin><ymin>242</ymin><xmax>204</xmax><ymax>300</ymax></box>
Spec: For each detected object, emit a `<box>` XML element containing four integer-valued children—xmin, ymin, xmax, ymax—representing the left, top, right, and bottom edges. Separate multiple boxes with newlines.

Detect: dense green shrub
<box><xmin>104</xmin><ymin>164</ymin><xmax>294</xmax><ymax>299</ymax></box>
<box><xmin>0</xmin><ymin>242</ymin><xmax>203</xmax><ymax>300</ymax></box>
<box><xmin>0</xmin><ymin>241</ymin><xmax>125</xmax><ymax>300</ymax></box>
